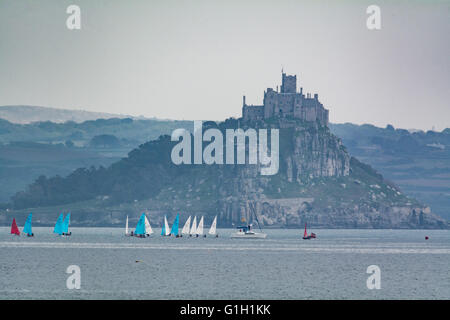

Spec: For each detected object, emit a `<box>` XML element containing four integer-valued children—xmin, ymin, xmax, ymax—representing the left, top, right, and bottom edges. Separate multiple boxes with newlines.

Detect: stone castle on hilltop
<box><xmin>242</xmin><ymin>72</ymin><xmax>329</xmax><ymax>126</ymax></box>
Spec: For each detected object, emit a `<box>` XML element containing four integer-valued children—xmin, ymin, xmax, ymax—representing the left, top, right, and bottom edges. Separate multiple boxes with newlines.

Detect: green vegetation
<box><xmin>0</xmin><ymin>117</ymin><xmax>192</xmax><ymax>203</ymax></box>
<box><xmin>330</xmin><ymin>123</ymin><xmax>450</xmax><ymax>219</ymax></box>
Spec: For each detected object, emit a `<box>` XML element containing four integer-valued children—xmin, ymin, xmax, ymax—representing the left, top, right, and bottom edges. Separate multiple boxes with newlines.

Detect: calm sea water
<box><xmin>0</xmin><ymin>227</ymin><xmax>449</xmax><ymax>299</ymax></box>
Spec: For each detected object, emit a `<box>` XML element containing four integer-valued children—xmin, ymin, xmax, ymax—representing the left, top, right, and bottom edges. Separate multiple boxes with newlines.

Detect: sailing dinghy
<box><xmin>170</xmin><ymin>214</ymin><xmax>180</xmax><ymax>237</ymax></box>
<box><xmin>181</xmin><ymin>216</ymin><xmax>191</xmax><ymax>237</ymax></box>
<box><xmin>161</xmin><ymin>215</ymin><xmax>170</xmax><ymax>236</ymax></box>
<box><xmin>144</xmin><ymin>214</ymin><xmax>153</xmax><ymax>236</ymax></box>
<box><xmin>302</xmin><ymin>223</ymin><xmax>316</xmax><ymax>240</ymax></box>
<box><xmin>208</xmin><ymin>216</ymin><xmax>218</xmax><ymax>237</ymax></box>
<box><xmin>189</xmin><ymin>216</ymin><xmax>197</xmax><ymax>237</ymax></box>
<box><xmin>23</xmin><ymin>213</ymin><xmax>34</xmax><ymax>237</ymax></box>
<box><xmin>62</xmin><ymin>213</ymin><xmax>71</xmax><ymax>236</ymax></box>
<box><xmin>125</xmin><ymin>215</ymin><xmax>133</xmax><ymax>236</ymax></box>
<box><xmin>196</xmin><ymin>216</ymin><xmax>205</xmax><ymax>238</ymax></box>
<box><xmin>134</xmin><ymin>213</ymin><xmax>146</xmax><ymax>238</ymax></box>
<box><xmin>54</xmin><ymin>213</ymin><xmax>64</xmax><ymax>235</ymax></box>
<box><xmin>10</xmin><ymin>218</ymin><xmax>20</xmax><ymax>236</ymax></box>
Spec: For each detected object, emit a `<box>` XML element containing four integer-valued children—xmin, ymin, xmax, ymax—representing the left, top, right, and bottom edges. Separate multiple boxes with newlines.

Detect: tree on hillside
<box><xmin>89</xmin><ymin>134</ymin><xmax>120</xmax><ymax>148</ymax></box>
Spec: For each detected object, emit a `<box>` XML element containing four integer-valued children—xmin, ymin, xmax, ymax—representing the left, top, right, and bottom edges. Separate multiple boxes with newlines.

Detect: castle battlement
<box><xmin>242</xmin><ymin>72</ymin><xmax>329</xmax><ymax>126</ymax></box>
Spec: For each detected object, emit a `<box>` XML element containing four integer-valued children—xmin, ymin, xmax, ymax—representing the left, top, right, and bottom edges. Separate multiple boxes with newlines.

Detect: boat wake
<box><xmin>0</xmin><ymin>241</ymin><xmax>449</xmax><ymax>254</ymax></box>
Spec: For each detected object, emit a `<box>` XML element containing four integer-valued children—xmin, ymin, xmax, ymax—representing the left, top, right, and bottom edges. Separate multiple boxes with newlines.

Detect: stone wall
<box><xmin>242</xmin><ymin>105</ymin><xmax>264</xmax><ymax>121</ymax></box>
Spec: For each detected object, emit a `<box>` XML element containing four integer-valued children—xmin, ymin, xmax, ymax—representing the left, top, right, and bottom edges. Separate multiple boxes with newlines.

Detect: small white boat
<box><xmin>125</xmin><ymin>215</ymin><xmax>132</xmax><ymax>236</ymax></box>
<box><xmin>181</xmin><ymin>216</ymin><xmax>191</xmax><ymax>237</ymax></box>
<box><xmin>196</xmin><ymin>216</ymin><xmax>205</xmax><ymax>238</ymax></box>
<box><xmin>189</xmin><ymin>216</ymin><xmax>197</xmax><ymax>237</ymax></box>
<box><xmin>231</xmin><ymin>224</ymin><xmax>267</xmax><ymax>239</ymax></box>
<box><xmin>144</xmin><ymin>215</ymin><xmax>154</xmax><ymax>236</ymax></box>
<box><xmin>208</xmin><ymin>216</ymin><xmax>218</xmax><ymax>237</ymax></box>
<box><xmin>161</xmin><ymin>215</ymin><xmax>170</xmax><ymax>236</ymax></box>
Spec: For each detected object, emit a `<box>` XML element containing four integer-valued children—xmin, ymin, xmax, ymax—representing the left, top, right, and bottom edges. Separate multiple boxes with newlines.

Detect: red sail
<box><xmin>11</xmin><ymin>218</ymin><xmax>20</xmax><ymax>235</ymax></box>
<box><xmin>304</xmin><ymin>223</ymin><xmax>307</xmax><ymax>237</ymax></box>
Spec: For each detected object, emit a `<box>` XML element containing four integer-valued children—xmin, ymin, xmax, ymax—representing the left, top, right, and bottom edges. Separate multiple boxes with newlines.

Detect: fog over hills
<box><xmin>0</xmin><ymin>105</ymin><xmax>140</xmax><ymax>124</ymax></box>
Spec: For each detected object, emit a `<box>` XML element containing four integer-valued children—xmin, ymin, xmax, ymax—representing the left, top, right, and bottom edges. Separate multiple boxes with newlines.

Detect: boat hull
<box><xmin>231</xmin><ymin>232</ymin><xmax>267</xmax><ymax>239</ymax></box>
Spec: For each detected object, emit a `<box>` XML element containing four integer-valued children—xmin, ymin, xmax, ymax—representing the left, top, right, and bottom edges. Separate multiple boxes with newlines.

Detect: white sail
<box><xmin>181</xmin><ymin>216</ymin><xmax>191</xmax><ymax>235</ymax></box>
<box><xmin>196</xmin><ymin>216</ymin><xmax>204</xmax><ymax>235</ymax></box>
<box><xmin>190</xmin><ymin>216</ymin><xmax>197</xmax><ymax>235</ymax></box>
<box><xmin>164</xmin><ymin>216</ymin><xmax>170</xmax><ymax>236</ymax></box>
<box><xmin>125</xmin><ymin>215</ymin><xmax>129</xmax><ymax>235</ymax></box>
<box><xmin>208</xmin><ymin>216</ymin><xmax>217</xmax><ymax>235</ymax></box>
<box><xmin>144</xmin><ymin>215</ymin><xmax>153</xmax><ymax>235</ymax></box>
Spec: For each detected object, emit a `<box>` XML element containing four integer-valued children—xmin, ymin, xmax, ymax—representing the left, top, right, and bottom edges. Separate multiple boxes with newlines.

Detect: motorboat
<box><xmin>231</xmin><ymin>224</ymin><xmax>267</xmax><ymax>239</ymax></box>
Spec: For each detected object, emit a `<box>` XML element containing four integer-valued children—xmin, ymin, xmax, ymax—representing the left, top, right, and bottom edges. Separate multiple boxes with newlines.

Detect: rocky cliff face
<box><xmin>282</xmin><ymin>121</ymin><xmax>350</xmax><ymax>181</ymax></box>
<box><xmin>205</xmin><ymin>118</ymin><xmax>446</xmax><ymax>228</ymax></box>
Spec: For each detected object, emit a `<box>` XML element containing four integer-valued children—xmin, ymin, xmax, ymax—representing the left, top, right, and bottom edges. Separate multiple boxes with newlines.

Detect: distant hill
<box><xmin>329</xmin><ymin>123</ymin><xmax>450</xmax><ymax>220</ymax></box>
<box><xmin>0</xmin><ymin>116</ymin><xmax>192</xmax><ymax>146</ymax></box>
<box><xmin>0</xmin><ymin>117</ymin><xmax>192</xmax><ymax>203</ymax></box>
<box><xmin>0</xmin><ymin>105</ymin><xmax>137</xmax><ymax>124</ymax></box>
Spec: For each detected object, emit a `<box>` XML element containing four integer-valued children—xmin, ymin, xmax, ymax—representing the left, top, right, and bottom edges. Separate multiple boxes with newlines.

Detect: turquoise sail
<box><xmin>134</xmin><ymin>213</ymin><xmax>146</xmax><ymax>235</ymax></box>
<box><xmin>161</xmin><ymin>219</ymin><xmax>166</xmax><ymax>236</ymax></box>
<box><xmin>170</xmin><ymin>214</ymin><xmax>179</xmax><ymax>236</ymax></box>
<box><xmin>54</xmin><ymin>213</ymin><xmax>64</xmax><ymax>235</ymax></box>
<box><xmin>23</xmin><ymin>213</ymin><xmax>32</xmax><ymax>235</ymax></box>
<box><xmin>62</xmin><ymin>213</ymin><xmax>70</xmax><ymax>234</ymax></box>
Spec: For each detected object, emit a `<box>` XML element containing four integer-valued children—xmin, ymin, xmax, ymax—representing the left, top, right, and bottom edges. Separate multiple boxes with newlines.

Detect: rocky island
<box><xmin>5</xmin><ymin>73</ymin><xmax>447</xmax><ymax>229</ymax></box>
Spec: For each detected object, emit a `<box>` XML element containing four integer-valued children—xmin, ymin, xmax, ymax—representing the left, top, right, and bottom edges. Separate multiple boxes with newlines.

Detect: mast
<box><xmin>250</xmin><ymin>202</ymin><xmax>263</xmax><ymax>233</ymax></box>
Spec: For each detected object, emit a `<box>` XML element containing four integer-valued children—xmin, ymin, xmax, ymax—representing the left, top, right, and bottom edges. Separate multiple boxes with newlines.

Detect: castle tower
<box><xmin>281</xmin><ymin>73</ymin><xmax>296</xmax><ymax>93</ymax></box>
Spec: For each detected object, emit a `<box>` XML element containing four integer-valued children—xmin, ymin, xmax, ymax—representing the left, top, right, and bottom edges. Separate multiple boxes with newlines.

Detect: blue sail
<box><xmin>23</xmin><ymin>213</ymin><xmax>32</xmax><ymax>235</ymax></box>
<box><xmin>170</xmin><ymin>214</ymin><xmax>179</xmax><ymax>236</ymax></box>
<box><xmin>134</xmin><ymin>213</ymin><xmax>146</xmax><ymax>235</ymax></box>
<box><xmin>161</xmin><ymin>219</ymin><xmax>166</xmax><ymax>236</ymax></box>
<box><xmin>62</xmin><ymin>213</ymin><xmax>70</xmax><ymax>234</ymax></box>
<box><xmin>54</xmin><ymin>213</ymin><xmax>64</xmax><ymax>235</ymax></box>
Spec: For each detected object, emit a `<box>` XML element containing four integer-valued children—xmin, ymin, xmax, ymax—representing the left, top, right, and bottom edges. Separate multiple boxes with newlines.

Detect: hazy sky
<box><xmin>0</xmin><ymin>0</ymin><xmax>449</xmax><ymax>130</ymax></box>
